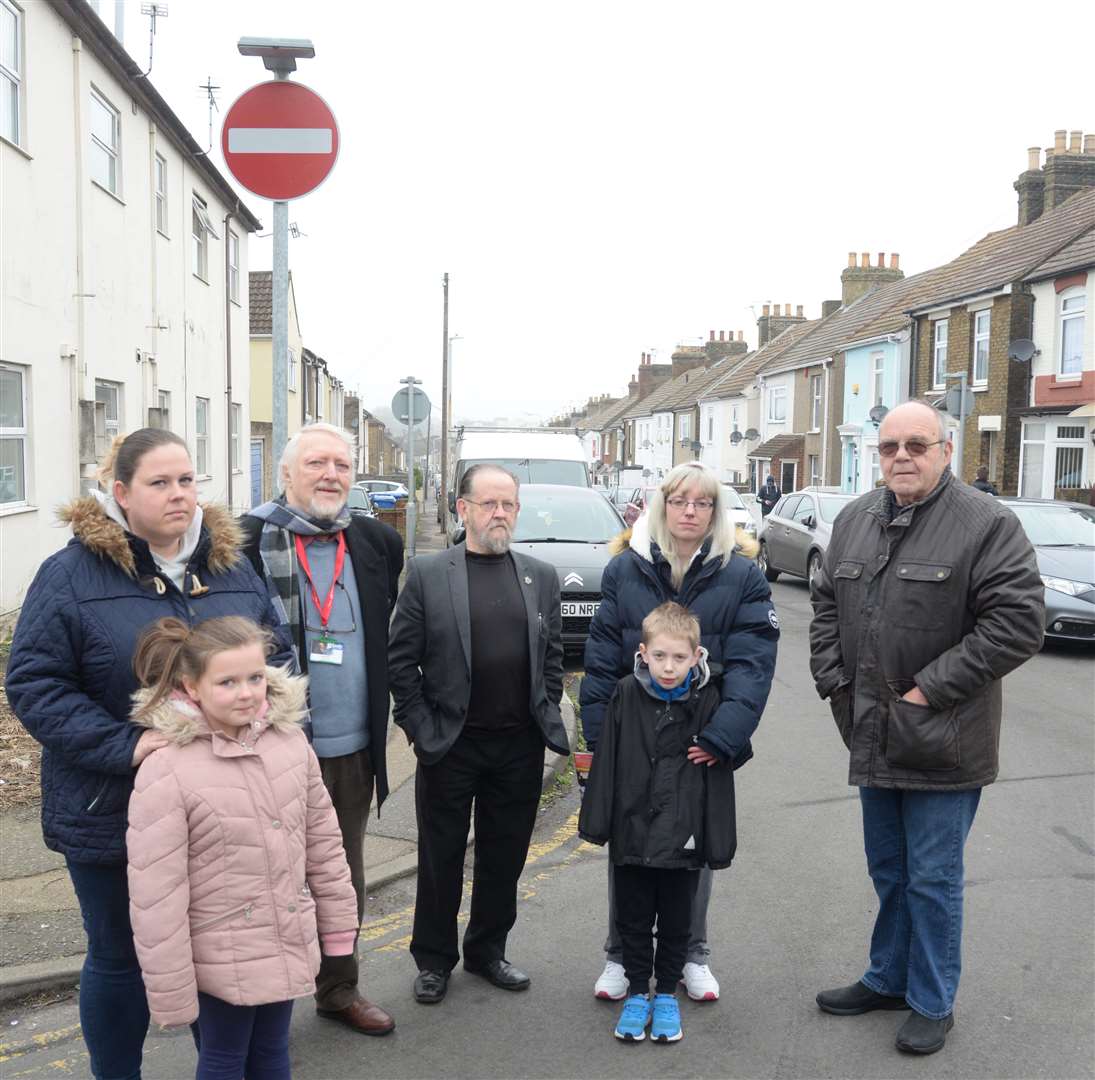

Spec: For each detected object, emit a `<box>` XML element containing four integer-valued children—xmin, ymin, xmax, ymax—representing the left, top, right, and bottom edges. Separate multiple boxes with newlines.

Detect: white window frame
<box><xmin>678</xmin><ymin>413</ymin><xmax>690</xmax><ymax>441</ymax></box>
<box><xmin>1</xmin><ymin>0</ymin><xmax>23</xmax><ymax>149</ymax></box>
<box><xmin>195</xmin><ymin>396</ymin><xmax>210</xmax><ymax>475</ymax></box>
<box><xmin>808</xmin><ymin>453</ymin><xmax>820</xmax><ymax>486</ymax></box>
<box><xmin>95</xmin><ymin>379</ymin><xmax>123</xmax><ymax>438</ymax></box>
<box><xmin>288</xmin><ymin>348</ymin><xmax>297</xmax><ymax>392</ymax></box>
<box><xmin>810</xmin><ymin>373</ymin><xmax>823</xmax><ymax>430</ymax></box>
<box><xmin>191</xmin><ymin>194</ymin><xmax>219</xmax><ymax>282</ymax></box>
<box><xmin>89</xmin><ymin>87</ymin><xmax>121</xmax><ymax>196</ymax></box>
<box><xmin>932</xmin><ymin>319</ymin><xmax>948</xmax><ymax>390</ymax></box>
<box><xmin>228</xmin><ymin>230</ymin><xmax>240</xmax><ymax>304</ymax></box>
<box><xmin>972</xmin><ymin>310</ymin><xmax>990</xmax><ymax>387</ymax></box>
<box><xmin>154</xmin><ymin>152</ymin><xmax>168</xmax><ymax>235</ymax></box>
<box><xmin>0</xmin><ymin>361</ymin><xmax>29</xmax><ymax>508</ymax></box>
<box><xmin>707</xmin><ymin>414</ymin><xmax>714</xmax><ymax>442</ymax></box>
<box><xmin>230</xmin><ymin>403</ymin><xmax>241</xmax><ymax>471</ymax></box>
<box><xmin>157</xmin><ymin>389</ymin><xmax>170</xmax><ymax>430</ymax></box>
<box><xmin>1058</xmin><ymin>288</ymin><xmax>1086</xmax><ymax>377</ymax></box>
<box><xmin>869</xmin><ymin>351</ymin><xmax>885</xmax><ymax>408</ymax></box>
<box><xmin>768</xmin><ymin>385</ymin><xmax>787</xmax><ymax>423</ymax></box>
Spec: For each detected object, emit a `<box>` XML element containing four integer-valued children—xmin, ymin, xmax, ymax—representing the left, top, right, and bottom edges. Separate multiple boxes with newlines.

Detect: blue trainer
<box><xmin>650</xmin><ymin>993</ymin><xmax>682</xmax><ymax>1042</ymax></box>
<box><xmin>614</xmin><ymin>995</ymin><xmax>652</xmax><ymax>1042</ymax></box>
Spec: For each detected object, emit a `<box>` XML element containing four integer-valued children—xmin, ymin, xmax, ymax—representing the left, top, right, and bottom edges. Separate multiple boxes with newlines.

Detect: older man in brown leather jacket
<box><xmin>809</xmin><ymin>400</ymin><xmax>1043</xmax><ymax>1057</ymax></box>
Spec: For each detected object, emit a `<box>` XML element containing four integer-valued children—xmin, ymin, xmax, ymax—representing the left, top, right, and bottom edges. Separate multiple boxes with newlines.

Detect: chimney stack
<box><xmin>1041</xmin><ymin>128</ymin><xmax>1095</xmax><ymax>215</ymax></box>
<box><xmin>822</xmin><ymin>300</ymin><xmax>842</xmax><ymax>318</ymax></box>
<box><xmin>757</xmin><ymin>301</ymin><xmax>807</xmax><ymax>348</ymax></box>
<box><xmin>841</xmin><ymin>249</ymin><xmax>904</xmax><ymax>306</ymax></box>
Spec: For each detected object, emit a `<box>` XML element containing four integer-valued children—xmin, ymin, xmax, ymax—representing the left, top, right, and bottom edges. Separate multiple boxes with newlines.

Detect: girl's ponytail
<box><xmin>132</xmin><ymin>617</ymin><xmax>192</xmax><ymax>719</ymax></box>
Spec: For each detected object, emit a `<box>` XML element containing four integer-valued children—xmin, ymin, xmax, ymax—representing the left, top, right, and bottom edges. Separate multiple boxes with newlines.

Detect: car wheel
<box><xmin>757</xmin><ymin>542</ymin><xmax>779</xmax><ymax>582</ymax></box>
<box><xmin>807</xmin><ymin>550</ymin><xmax>823</xmax><ymax>589</ymax></box>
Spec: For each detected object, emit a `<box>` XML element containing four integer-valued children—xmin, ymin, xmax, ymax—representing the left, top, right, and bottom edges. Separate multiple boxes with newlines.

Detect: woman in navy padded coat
<box><xmin>6</xmin><ymin>429</ymin><xmax>292</xmax><ymax>1080</ymax></box>
<box><xmin>580</xmin><ymin>462</ymin><xmax>779</xmax><ymax>1005</ymax></box>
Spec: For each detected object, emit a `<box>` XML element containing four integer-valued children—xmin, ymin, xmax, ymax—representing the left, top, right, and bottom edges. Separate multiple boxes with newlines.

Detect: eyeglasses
<box><xmin>462</xmin><ymin>498</ymin><xmax>518</xmax><ymax>514</ymax></box>
<box><xmin>666</xmin><ymin>497</ymin><xmax>714</xmax><ymax>512</ymax></box>
<box><xmin>877</xmin><ymin>439</ymin><xmax>945</xmax><ymax>458</ymax></box>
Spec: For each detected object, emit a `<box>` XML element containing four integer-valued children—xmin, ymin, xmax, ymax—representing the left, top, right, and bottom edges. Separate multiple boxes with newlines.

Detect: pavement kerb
<box><xmin>0</xmin><ymin>695</ymin><xmax>577</xmax><ymax>1007</ymax></box>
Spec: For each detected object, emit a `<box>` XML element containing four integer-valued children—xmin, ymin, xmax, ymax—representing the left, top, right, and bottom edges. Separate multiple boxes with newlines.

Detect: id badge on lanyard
<box><xmin>295</xmin><ymin>533</ymin><xmax>346</xmax><ymax>666</ymax></box>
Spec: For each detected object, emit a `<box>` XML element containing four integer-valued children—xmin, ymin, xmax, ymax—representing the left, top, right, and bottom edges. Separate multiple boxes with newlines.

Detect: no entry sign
<box><xmin>221</xmin><ymin>81</ymin><xmax>339</xmax><ymax>200</ymax></box>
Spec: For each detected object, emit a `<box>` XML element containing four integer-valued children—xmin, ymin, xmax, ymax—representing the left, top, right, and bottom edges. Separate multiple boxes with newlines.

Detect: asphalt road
<box><xmin>2</xmin><ymin>576</ymin><xmax>1092</xmax><ymax>1079</ymax></box>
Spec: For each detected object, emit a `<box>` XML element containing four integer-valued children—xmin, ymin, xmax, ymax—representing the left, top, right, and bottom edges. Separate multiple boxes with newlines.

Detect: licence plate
<box><xmin>561</xmin><ymin>601</ymin><xmax>600</xmax><ymax>617</ymax></box>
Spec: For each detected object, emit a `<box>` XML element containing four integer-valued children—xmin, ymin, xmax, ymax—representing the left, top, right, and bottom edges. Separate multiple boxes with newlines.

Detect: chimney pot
<box><xmin>877</xmin><ymin>252</ymin><xmax>885</xmax><ymax>268</ymax></box>
<box><xmin>762</xmin><ymin>303</ymin><xmax>770</xmax><ymax>317</ymax></box>
<box><xmin>709</xmin><ymin>330</ymin><xmax>715</xmax><ymax>341</ymax></box>
<box><xmin>1054</xmin><ymin>129</ymin><xmax>1067</xmax><ymax>153</ymax></box>
<box><xmin>861</xmin><ymin>251</ymin><xmax>870</xmax><ymax>268</ymax></box>
<box><xmin>1027</xmin><ymin>146</ymin><xmax>1041</xmax><ymax>171</ymax></box>
<box><xmin>847</xmin><ymin>251</ymin><xmax>856</xmax><ymax>267</ymax></box>
<box><xmin>796</xmin><ymin>305</ymin><xmax>803</xmax><ymax>317</ymax></box>
<box><xmin>719</xmin><ymin>330</ymin><xmax>725</xmax><ymax>341</ymax></box>
<box><xmin>1069</xmin><ymin>130</ymin><xmax>1082</xmax><ymax>153</ymax></box>
<box><xmin>890</xmin><ymin>253</ymin><xmax>900</xmax><ymax>269</ymax></box>
<box><xmin>1086</xmin><ymin>134</ymin><xmax>1095</xmax><ymax>155</ymax></box>
<box><xmin>774</xmin><ymin>304</ymin><xmax>783</xmax><ymax>317</ymax></box>
<box><xmin>737</xmin><ymin>330</ymin><xmax>744</xmax><ymax>341</ymax></box>
<box><xmin>785</xmin><ymin>303</ymin><xmax>791</xmax><ymax>316</ymax></box>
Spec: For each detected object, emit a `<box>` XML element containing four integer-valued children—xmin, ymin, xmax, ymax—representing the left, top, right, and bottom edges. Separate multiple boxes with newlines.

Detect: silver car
<box><xmin>757</xmin><ymin>488</ymin><xmax>857</xmax><ymax>587</ymax></box>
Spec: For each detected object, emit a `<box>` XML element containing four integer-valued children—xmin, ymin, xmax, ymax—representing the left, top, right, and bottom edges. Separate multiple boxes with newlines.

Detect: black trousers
<box><xmin>411</xmin><ymin>725</ymin><xmax>543</xmax><ymax>973</ymax></box>
<box><xmin>613</xmin><ymin>863</ymin><xmax>701</xmax><ymax>996</ymax></box>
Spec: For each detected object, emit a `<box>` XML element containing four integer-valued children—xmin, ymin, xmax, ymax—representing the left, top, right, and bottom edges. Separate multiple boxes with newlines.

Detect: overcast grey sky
<box><xmin>111</xmin><ymin>0</ymin><xmax>1094</xmax><ymax>421</ymax></box>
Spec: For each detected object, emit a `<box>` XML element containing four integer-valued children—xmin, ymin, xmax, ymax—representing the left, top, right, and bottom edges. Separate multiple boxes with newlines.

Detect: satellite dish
<box><xmin>729</xmin><ymin>430</ymin><xmax>743</xmax><ymax>445</ymax></box>
<box><xmin>868</xmin><ymin>404</ymin><xmax>889</xmax><ymax>425</ymax></box>
<box><xmin>744</xmin><ymin>428</ymin><xmax>760</xmax><ymax>440</ymax></box>
<box><xmin>1008</xmin><ymin>338</ymin><xmax>1036</xmax><ymax>362</ymax></box>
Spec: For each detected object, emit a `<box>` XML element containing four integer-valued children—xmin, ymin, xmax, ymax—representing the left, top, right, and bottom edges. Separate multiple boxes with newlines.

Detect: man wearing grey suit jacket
<box><xmin>388</xmin><ymin>465</ymin><xmax>567</xmax><ymax>1005</ymax></box>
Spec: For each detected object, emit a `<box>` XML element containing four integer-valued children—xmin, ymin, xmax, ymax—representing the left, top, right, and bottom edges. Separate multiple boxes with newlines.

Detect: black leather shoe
<box><xmin>413</xmin><ymin>969</ymin><xmax>449</xmax><ymax>1004</ymax></box>
<box><xmin>896</xmin><ymin>1011</ymin><xmax>954</xmax><ymax>1054</ymax></box>
<box><xmin>464</xmin><ymin>958</ymin><xmax>531</xmax><ymax>991</ymax></box>
<box><xmin>816</xmin><ymin>981</ymin><xmax>909</xmax><ymax>1015</ymax></box>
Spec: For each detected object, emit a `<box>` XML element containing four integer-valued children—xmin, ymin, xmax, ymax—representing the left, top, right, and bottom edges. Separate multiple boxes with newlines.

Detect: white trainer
<box><xmin>681</xmin><ymin>962</ymin><xmax>720</xmax><ymax>1001</ymax></box>
<box><xmin>594</xmin><ymin>960</ymin><xmax>628</xmax><ymax>1001</ymax></box>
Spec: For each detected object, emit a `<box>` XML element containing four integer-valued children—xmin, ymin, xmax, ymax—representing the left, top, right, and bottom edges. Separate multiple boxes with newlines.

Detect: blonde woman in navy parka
<box><xmin>580</xmin><ymin>462</ymin><xmax>779</xmax><ymax>1004</ymax></box>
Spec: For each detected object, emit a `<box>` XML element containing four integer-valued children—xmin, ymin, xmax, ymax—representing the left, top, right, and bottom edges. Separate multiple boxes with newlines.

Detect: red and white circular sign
<box><xmin>221</xmin><ymin>81</ymin><xmax>339</xmax><ymax>201</ymax></box>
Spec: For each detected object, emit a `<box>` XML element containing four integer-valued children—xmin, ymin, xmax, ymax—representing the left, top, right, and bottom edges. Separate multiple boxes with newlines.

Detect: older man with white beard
<box><xmin>241</xmin><ymin>423</ymin><xmax>403</xmax><ymax>1037</ymax></box>
<box><xmin>388</xmin><ymin>464</ymin><xmax>568</xmax><ymax>1005</ymax></box>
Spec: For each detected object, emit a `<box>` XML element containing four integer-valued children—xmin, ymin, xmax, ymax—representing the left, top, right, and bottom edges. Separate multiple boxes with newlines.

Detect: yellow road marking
<box><xmin>0</xmin><ymin>1025</ymin><xmax>83</xmax><ymax>1064</ymax></box>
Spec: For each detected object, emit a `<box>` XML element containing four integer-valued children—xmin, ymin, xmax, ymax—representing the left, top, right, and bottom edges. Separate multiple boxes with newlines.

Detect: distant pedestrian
<box><xmin>759</xmin><ymin>475</ymin><xmax>781</xmax><ymax>516</ymax></box>
<box><xmin>240</xmin><ymin>422</ymin><xmax>402</xmax><ymax>1038</ymax></box>
<box><xmin>579</xmin><ymin>603</ymin><xmax>737</xmax><ymax>1044</ymax></box>
<box><xmin>5</xmin><ymin>429</ymin><xmax>291</xmax><ymax>1080</ymax></box>
<box><xmin>581</xmin><ymin>461</ymin><xmax>778</xmax><ymax>1005</ymax></box>
<box><xmin>809</xmin><ymin>400</ymin><xmax>1043</xmax><ymax>1056</ymax></box>
<box><xmin>127</xmin><ymin>616</ymin><xmax>358</xmax><ymax>1080</ymax></box>
<box><xmin>388</xmin><ymin>464</ymin><xmax>568</xmax><ymax>1005</ymax></box>
<box><xmin>971</xmin><ymin>465</ymin><xmax>999</xmax><ymax>495</ymax></box>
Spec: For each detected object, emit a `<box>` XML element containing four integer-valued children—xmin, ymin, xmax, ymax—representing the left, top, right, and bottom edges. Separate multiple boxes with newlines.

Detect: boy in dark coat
<box><xmin>579</xmin><ymin>603</ymin><xmax>735</xmax><ymax>1044</ymax></box>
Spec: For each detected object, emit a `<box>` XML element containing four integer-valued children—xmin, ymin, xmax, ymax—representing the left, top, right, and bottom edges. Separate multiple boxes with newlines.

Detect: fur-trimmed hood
<box><xmin>131</xmin><ymin>665</ymin><xmax>308</xmax><ymax>745</ymax></box>
<box><xmin>58</xmin><ymin>496</ymin><xmax>243</xmax><ymax>579</ymax></box>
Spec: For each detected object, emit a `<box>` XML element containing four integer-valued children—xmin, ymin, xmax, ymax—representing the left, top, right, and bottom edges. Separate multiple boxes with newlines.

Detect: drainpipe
<box><xmin>71</xmin><ymin>36</ymin><xmax>87</xmax><ymax>493</ymax></box>
<box><xmin>821</xmin><ymin>358</ymin><xmax>832</xmax><ymax>485</ymax></box>
<box><xmin>223</xmin><ymin>210</ymin><xmax>233</xmax><ymax>512</ymax></box>
<box><xmin>907</xmin><ymin>317</ymin><xmax>919</xmax><ymax>400</ymax></box>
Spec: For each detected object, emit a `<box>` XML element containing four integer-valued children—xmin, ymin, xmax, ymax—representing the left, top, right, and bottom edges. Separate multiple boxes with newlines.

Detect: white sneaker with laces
<box><xmin>681</xmin><ymin>962</ymin><xmax>720</xmax><ymax>1001</ymax></box>
<box><xmin>594</xmin><ymin>960</ymin><xmax>628</xmax><ymax>1001</ymax></box>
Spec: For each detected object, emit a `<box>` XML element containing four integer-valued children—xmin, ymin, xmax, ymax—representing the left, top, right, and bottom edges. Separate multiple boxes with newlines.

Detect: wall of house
<box><xmin>759</xmin><ymin>372</ymin><xmax>793</xmax><ymax>443</ymax></box>
<box><xmin>0</xmin><ymin>3</ymin><xmax>252</xmax><ymax>618</ymax></box>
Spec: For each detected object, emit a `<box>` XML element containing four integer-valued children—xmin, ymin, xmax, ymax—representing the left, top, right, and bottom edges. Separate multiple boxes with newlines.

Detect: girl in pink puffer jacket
<box><xmin>126</xmin><ymin>616</ymin><xmax>358</xmax><ymax>1080</ymax></box>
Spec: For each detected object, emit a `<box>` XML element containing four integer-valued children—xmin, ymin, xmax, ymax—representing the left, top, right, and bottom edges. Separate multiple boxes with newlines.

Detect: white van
<box><xmin>445</xmin><ymin>428</ymin><xmax>589</xmax><ymax>541</ymax></box>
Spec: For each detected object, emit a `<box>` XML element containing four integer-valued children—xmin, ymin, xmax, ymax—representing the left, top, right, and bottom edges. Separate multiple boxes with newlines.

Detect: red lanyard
<box><xmin>293</xmin><ymin>531</ymin><xmax>346</xmax><ymax>630</ymax></box>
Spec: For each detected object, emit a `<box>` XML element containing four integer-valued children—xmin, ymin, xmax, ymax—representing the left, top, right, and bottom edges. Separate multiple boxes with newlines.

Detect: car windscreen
<box><xmin>513</xmin><ymin>490</ymin><xmax>624</xmax><ymax>542</ymax></box>
<box><xmin>817</xmin><ymin>495</ymin><xmax>855</xmax><ymax>523</ymax></box>
<box><xmin>347</xmin><ymin>488</ymin><xmax>371</xmax><ymax>510</ymax></box>
<box><xmin>720</xmin><ymin>486</ymin><xmax>745</xmax><ymax>510</ymax></box>
<box><xmin>1006</xmin><ymin>504</ymin><xmax>1095</xmax><ymax>547</ymax></box>
<box><xmin>461</xmin><ymin>458</ymin><xmax>588</xmax><ymax>486</ymax></box>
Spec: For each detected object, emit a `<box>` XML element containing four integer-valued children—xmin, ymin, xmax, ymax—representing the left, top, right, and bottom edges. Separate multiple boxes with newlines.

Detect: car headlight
<box><xmin>1041</xmin><ymin>575</ymin><xmax>1095</xmax><ymax>597</ymax></box>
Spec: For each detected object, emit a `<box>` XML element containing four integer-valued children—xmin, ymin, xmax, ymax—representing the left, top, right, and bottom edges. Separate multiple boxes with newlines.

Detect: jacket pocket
<box><xmin>885</xmin><ymin>696</ymin><xmax>959</xmax><ymax>771</ymax></box>
<box><xmin>891</xmin><ymin>562</ymin><xmax>953</xmax><ymax>631</ymax></box>
<box><xmin>191</xmin><ymin>902</ymin><xmax>255</xmax><ymax>935</ymax></box>
<box><xmin>829</xmin><ymin>684</ymin><xmax>854</xmax><ymax>750</ymax></box>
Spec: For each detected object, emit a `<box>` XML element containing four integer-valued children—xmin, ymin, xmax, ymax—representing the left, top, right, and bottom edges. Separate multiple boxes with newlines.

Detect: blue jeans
<box><xmin>192</xmin><ymin>993</ymin><xmax>293</xmax><ymax>1080</ymax></box>
<box><xmin>859</xmin><ymin>787</ymin><xmax>982</xmax><ymax>1019</ymax></box>
<box><xmin>65</xmin><ymin>859</ymin><xmax>150</xmax><ymax>1080</ymax></box>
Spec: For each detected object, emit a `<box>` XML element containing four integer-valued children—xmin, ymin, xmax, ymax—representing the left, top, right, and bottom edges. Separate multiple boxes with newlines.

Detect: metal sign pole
<box><xmin>272</xmin><ymin>199</ymin><xmax>289</xmax><ymax>483</ymax></box>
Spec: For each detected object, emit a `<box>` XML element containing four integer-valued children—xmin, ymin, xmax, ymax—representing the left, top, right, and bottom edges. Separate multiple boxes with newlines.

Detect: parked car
<box><xmin>756</xmin><ymin>488</ymin><xmax>857</xmax><ymax>586</ymax></box>
<box><xmin>720</xmin><ymin>484</ymin><xmax>758</xmax><ymax>540</ymax></box>
<box><xmin>358</xmin><ymin>479</ymin><xmax>409</xmax><ymax>504</ymax></box>
<box><xmin>459</xmin><ymin>484</ymin><xmax>626</xmax><ymax>653</ymax></box>
<box><xmin>346</xmin><ymin>486</ymin><xmax>376</xmax><ymax>518</ymax></box>
<box><xmin>999</xmin><ymin>498</ymin><xmax>1095</xmax><ymax>642</ymax></box>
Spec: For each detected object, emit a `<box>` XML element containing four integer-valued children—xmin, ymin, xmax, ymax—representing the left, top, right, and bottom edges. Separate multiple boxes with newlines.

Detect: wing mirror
<box><xmin>448</xmin><ymin>491</ymin><xmax>456</xmax><ymax>514</ymax></box>
<box><xmin>803</xmin><ymin>514</ymin><xmax>816</xmax><ymax>529</ymax></box>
